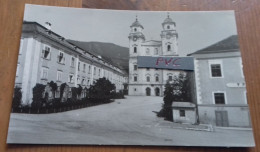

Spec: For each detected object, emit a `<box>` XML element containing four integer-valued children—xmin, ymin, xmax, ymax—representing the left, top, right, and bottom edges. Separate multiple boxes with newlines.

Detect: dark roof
<box><xmin>22</xmin><ymin>21</ymin><xmax>125</xmax><ymax>74</ymax></box>
<box><xmin>130</xmin><ymin>19</ymin><xmax>144</xmax><ymax>29</ymax></box>
<box><xmin>188</xmin><ymin>35</ymin><xmax>240</xmax><ymax>56</ymax></box>
<box><xmin>162</xmin><ymin>15</ymin><xmax>175</xmax><ymax>26</ymax></box>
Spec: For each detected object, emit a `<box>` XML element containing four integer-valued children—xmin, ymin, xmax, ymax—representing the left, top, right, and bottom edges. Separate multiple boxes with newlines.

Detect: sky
<box><xmin>24</xmin><ymin>4</ymin><xmax>238</xmax><ymax>56</ymax></box>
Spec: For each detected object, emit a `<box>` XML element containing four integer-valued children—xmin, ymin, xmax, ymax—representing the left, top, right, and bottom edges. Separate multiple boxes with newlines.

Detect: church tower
<box><xmin>128</xmin><ymin>16</ymin><xmax>145</xmax><ymax>95</ymax></box>
<box><xmin>128</xmin><ymin>16</ymin><xmax>145</xmax><ymax>57</ymax></box>
<box><xmin>160</xmin><ymin>13</ymin><xmax>178</xmax><ymax>56</ymax></box>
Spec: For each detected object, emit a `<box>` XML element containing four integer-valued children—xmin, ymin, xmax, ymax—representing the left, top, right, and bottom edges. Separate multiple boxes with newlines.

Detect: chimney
<box><xmin>45</xmin><ymin>22</ymin><xmax>51</xmax><ymax>31</ymax></box>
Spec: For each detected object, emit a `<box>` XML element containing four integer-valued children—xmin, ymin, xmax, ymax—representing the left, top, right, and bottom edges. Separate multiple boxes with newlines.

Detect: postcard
<box><xmin>7</xmin><ymin>4</ymin><xmax>255</xmax><ymax>147</ymax></box>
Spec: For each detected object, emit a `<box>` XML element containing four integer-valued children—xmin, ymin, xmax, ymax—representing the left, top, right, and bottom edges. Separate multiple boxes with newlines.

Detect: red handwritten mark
<box><xmin>165</xmin><ymin>58</ymin><xmax>173</xmax><ymax>66</ymax></box>
<box><xmin>156</xmin><ymin>57</ymin><xmax>164</xmax><ymax>66</ymax></box>
<box><xmin>173</xmin><ymin>58</ymin><xmax>181</xmax><ymax>67</ymax></box>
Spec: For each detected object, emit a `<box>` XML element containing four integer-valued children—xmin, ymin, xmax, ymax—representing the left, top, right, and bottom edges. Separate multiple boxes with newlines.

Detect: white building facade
<box><xmin>189</xmin><ymin>35</ymin><xmax>251</xmax><ymax>127</ymax></box>
<box><xmin>128</xmin><ymin>15</ymin><xmax>182</xmax><ymax>96</ymax></box>
<box><xmin>15</xmin><ymin>21</ymin><xmax>127</xmax><ymax>105</ymax></box>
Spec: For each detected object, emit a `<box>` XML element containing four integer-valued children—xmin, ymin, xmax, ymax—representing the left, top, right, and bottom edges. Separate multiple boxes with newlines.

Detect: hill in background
<box><xmin>68</xmin><ymin>40</ymin><xmax>129</xmax><ymax>73</ymax></box>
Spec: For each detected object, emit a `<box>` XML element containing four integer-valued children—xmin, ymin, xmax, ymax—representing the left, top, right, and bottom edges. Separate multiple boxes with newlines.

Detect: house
<box><xmin>188</xmin><ymin>35</ymin><xmax>251</xmax><ymax>127</ymax></box>
<box><xmin>172</xmin><ymin>102</ymin><xmax>197</xmax><ymax>124</ymax></box>
<box><xmin>15</xmin><ymin>21</ymin><xmax>127</xmax><ymax>105</ymax></box>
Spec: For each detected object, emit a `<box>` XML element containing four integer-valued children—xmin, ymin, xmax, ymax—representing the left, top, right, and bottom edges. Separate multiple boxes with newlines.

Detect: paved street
<box><xmin>7</xmin><ymin>96</ymin><xmax>255</xmax><ymax>146</ymax></box>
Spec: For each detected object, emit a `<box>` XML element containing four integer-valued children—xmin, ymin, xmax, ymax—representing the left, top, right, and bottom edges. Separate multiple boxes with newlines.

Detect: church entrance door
<box><xmin>155</xmin><ymin>87</ymin><xmax>160</xmax><ymax>96</ymax></box>
<box><xmin>146</xmin><ymin>87</ymin><xmax>151</xmax><ymax>96</ymax></box>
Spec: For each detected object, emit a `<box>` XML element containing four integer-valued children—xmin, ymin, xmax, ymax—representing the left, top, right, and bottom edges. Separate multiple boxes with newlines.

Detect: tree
<box><xmin>157</xmin><ymin>81</ymin><xmax>174</xmax><ymax>121</ymax></box>
<box><xmin>172</xmin><ymin>72</ymin><xmax>192</xmax><ymax>102</ymax></box>
<box><xmin>76</xmin><ymin>84</ymin><xmax>83</xmax><ymax>98</ymax></box>
<box><xmin>12</xmin><ymin>87</ymin><xmax>22</xmax><ymax>108</ymax></box>
<box><xmin>49</xmin><ymin>81</ymin><xmax>58</xmax><ymax>97</ymax></box>
<box><xmin>157</xmin><ymin>72</ymin><xmax>192</xmax><ymax>121</ymax></box>
<box><xmin>88</xmin><ymin>78</ymin><xmax>116</xmax><ymax>102</ymax></box>
<box><xmin>60</xmin><ymin>83</ymin><xmax>67</xmax><ymax>101</ymax></box>
<box><xmin>31</xmin><ymin>84</ymin><xmax>46</xmax><ymax>108</ymax></box>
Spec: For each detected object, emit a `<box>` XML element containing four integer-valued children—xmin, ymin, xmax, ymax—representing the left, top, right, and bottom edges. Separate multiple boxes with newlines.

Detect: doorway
<box><xmin>146</xmin><ymin>87</ymin><xmax>151</xmax><ymax>96</ymax></box>
<box><xmin>215</xmin><ymin>111</ymin><xmax>229</xmax><ymax>127</ymax></box>
<box><xmin>155</xmin><ymin>87</ymin><xmax>160</xmax><ymax>96</ymax></box>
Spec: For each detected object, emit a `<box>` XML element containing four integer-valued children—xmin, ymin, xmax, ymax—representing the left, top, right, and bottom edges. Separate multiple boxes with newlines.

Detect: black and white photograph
<box><xmin>7</xmin><ymin>4</ymin><xmax>255</xmax><ymax>147</ymax></box>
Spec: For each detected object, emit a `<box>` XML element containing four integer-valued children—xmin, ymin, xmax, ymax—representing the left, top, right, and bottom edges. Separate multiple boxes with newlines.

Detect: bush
<box><xmin>113</xmin><ymin>90</ymin><xmax>125</xmax><ymax>99</ymax></box>
<box><xmin>89</xmin><ymin>78</ymin><xmax>115</xmax><ymax>102</ymax></box>
<box><xmin>12</xmin><ymin>87</ymin><xmax>22</xmax><ymax>108</ymax></box>
<box><xmin>31</xmin><ymin>83</ymin><xmax>45</xmax><ymax>108</ymax></box>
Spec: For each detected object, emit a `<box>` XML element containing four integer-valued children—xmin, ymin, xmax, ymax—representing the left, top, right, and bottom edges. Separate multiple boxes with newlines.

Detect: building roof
<box><xmin>188</xmin><ymin>35</ymin><xmax>240</xmax><ymax>56</ymax></box>
<box><xmin>130</xmin><ymin>18</ymin><xmax>144</xmax><ymax>29</ymax></box>
<box><xmin>162</xmin><ymin>14</ymin><xmax>175</xmax><ymax>26</ymax></box>
<box><xmin>142</xmin><ymin>40</ymin><xmax>162</xmax><ymax>46</ymax></box>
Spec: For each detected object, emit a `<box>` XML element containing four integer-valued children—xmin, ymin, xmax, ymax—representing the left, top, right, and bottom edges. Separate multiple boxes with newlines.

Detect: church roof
<box><xmin>162</xmin><ymin>14</ymin><xmax>175</xmax><ymax>25</ymax></box>
<box><xmin>188</xmin><ymin>35</ymin><xmax>240</xmax><ymax>56</ymax></box>
<box><xmin>130</xmin><ymin>18</ymin><xmax>144</xmax><ymax>29</ymax></box>
<box><xmin>142</xmin><ymin>40</ymin><xmax>162</xmax><ymax>46</ymax></box>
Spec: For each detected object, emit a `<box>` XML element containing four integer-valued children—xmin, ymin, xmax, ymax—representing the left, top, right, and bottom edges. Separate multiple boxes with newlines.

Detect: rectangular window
<box><xmin>83</xmin><ymin>64</ymin><xmax>86</xmax><ymax>72</ymax></box>
<box><xmin>168</xmin><ymin>76</ymin><xmax>172</xmax><ymax>81</ymax></box>
<box><xmin>211</xmin><ymin>64</ymin><xmax>222</xmax><ymax>77</ymax></box>
<box><xmin>179</xmin><ymin>110</ymin><xmax>185</xmax><ymax>117</ymax></box>
<box><xmin>57</xmin><ymin>71</ymin><xmax>62</xmax><ymax>81</ymax></box>
<box><xmin>57</xmin><ymin>51</ymin><xmax>65</xmax><ymax>64</ymax></box>
<box><xmin>134</xmin><ymin>65</ymin><xmax>137</xmax><ymax>70</ymax></box>
<box><xmin>94</xmin><ymin>67</ymin><xmax>96</xmax><ymax>75</ymax></box>
<box><xmin>146</xmin><ymin>76</ymin><xmax>150</xmax><ymax>82</ymax></box>
<box><xmin>71</xmin><ymin>57</ymin><xmax>75</xmax><ymax>67</ymax></box>
<box><xmin>134</xmin><ymin>76</ymin><xmax>137</xmax><ymax>82</ymax></box>
<box><xmin>42</xmin><ymin>45</ymin><xmax>51</xmax><ymax>59</ymax></box>
<box><xmin>88</xmin><ymin>65</ymin><xmax>91</xmax><ymax>74</ymax></box>
<box><xmin>155</xmin><ymin>76</ymin><xmax>159</xmax><ymax>82</ymax></box>
<box><xmin>68</xmin><ymin>74</ymin><xmax>74</xmax><ymax>83</ymax></box>
<box><xmin>214</xmin><ymin>92</ymin><xmax>225</xmax><ymax>104</ymax></box>
<box><xmin>41</xmin><ymin>67</ymin><xmax>48</xmax><ymax>80</ymax></box>
<box><xmin>78</xmin><ymin>62</ymin><xmax>80</xmax><ymax>71</ymax></box>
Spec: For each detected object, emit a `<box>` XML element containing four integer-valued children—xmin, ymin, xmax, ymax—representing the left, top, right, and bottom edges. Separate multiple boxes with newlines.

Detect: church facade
<box><xmin>128</xmin><ymin>15</ymin><xmax>182</xmax><ymax>96</ymax></box>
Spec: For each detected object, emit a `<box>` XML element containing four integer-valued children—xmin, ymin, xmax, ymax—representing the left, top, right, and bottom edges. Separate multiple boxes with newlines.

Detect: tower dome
<box><xmin>162</xmin><ymin>13</ymin><xmax>175</xmax><ymax>26</ymax></box>
<box><xmin>130</xmin><ymin>16</ymin><xmax>144</xmax><ymax>29</ymax></box>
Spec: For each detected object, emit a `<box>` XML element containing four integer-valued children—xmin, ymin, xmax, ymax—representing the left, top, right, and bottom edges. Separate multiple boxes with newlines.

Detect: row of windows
<box><xmin>132</xmin><ymin>75</ymin><xmax>172</xmax><ymax>82</ymax></box>
<box><xmin>133</xmin><ymin>45</ymin><xmax>172</xmax><ymax>54</ymax></box>
<box><xmin>42</xmin><ymin>67</ymin><xmax>124</xmax><ymax>85</ymax></box>
<box><xmin>42</xmin><ymin>45</ymin><xmax>121</xmax><ymax>75</ymax></box>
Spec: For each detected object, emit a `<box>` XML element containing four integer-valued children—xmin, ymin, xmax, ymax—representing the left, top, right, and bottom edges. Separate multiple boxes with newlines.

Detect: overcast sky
<box><xmin>24</xmin><ymin>4</ymin><xmax>238</xmax><ymax>56</ymax></box>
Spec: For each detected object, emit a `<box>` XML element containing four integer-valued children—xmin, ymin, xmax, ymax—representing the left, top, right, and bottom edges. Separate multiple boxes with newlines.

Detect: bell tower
<box><xmin>161</xmin><ymin>13</ymin><xmax>178</xmax><ymax>56</ymax></box>
<box><xmin>128</xmin><ymin>16</ymin><xmax>145</xmax><ymax>57</ymax></box>
<box><xmin>128</xmin><ymin>16</ymin><xmax>145</xmax><ymax>95</ymax></box>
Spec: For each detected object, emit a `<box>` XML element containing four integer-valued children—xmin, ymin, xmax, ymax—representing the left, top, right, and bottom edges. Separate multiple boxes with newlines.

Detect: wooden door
<box><xmin>215</xmin><ymin>111</ymin><xmax>229</xmax><ymax>127</ymax></box>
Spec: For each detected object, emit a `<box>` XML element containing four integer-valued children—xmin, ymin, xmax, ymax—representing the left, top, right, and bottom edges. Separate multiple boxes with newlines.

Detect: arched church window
<box><xmin>146</xmin><ymin>76</ymin><xmax>150</xmax><ymax>82</ymax></box>
<box><xmin>134</xmin><ymin>28</ymin><xmax>137</xmax><ymax>32</ymax></box>
<box><xmin>167</xmin><ymin>25</ymin><xmax>170</xmax><ymax>29</ymax></box>
<box><xmin>134</xmin><ymin>47</ymin><xmax>137</xmax><ymax>53</ymax></box>
<box><xmin>146</xmin><ymin>48</ymin><xmax>150</xmax><ymax>54</ymax></box>
<box><xmin>155</xmin><ymin>76</ymin><xmax>159</xmax><ymax>82</ymax></box>
<box><xmin>167</xmin><ymin>45</ymin><xmax>171</xmax><ymax>51</ymax></box>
